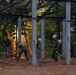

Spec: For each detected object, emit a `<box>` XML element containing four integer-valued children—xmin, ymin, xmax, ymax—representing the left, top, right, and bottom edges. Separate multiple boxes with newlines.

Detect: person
<box><xmin>36</xmin><ymin>38</ymin><xmax>42</xmax><ymax>59</ymax></box>
<box><xmin>52</xmin><ymin>34</ymin><xmax>59</xmax><ymax>62</ymax></box>
<box><xmin>16</xmin><ymin>41</ymin><xmax>29</xmax><ymax>61</ymax></box>
<box><xmin>37</xmin><ymin>38</ymin><xmax>41</xmax><ymax>50</ymax></box>
<box><xmin>4</xmin><ymin>38</ymin><xmax>11</xmax><ymax>57</ymax></box>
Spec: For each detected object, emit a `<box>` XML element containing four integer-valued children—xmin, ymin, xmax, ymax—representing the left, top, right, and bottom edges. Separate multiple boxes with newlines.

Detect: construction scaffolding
<box><xmin>0</xmin><ymin>0</ymin><xmax>76</xmax><ymax>65</ymax></box>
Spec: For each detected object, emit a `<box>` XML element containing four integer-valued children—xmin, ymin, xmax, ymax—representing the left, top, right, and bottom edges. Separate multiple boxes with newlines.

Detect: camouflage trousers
<box><xmin>52</xmin><ymin>49</ymin><xmax>58</xmax><ymax>62</ymax></box>
<box><xmin>36</xmin><ymin>49</ymin><xmax>41</xmax><ymax>59</ymax></box>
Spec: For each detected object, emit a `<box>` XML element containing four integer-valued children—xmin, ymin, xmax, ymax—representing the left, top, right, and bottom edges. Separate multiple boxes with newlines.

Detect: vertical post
<box><xmin>56</xmin><ymin>2</ymin><xmax>60</xmax><ymax>39</ymax></box>
<box><xmin>18</xmin><ymin>16</ymin><xmax>21</xmax><ymax>43</ymax></box>
<box><xmin>41</xmin><ymin>18</ymin><xmax>45</xmax><ymax>58</ymax></box>
<box><xmin>62</xmin><ymin>19</ymin><xmax>66</xmax><ymax>59</ymax></box>
<box><xmin>75</xmin><ymin>26</ymin><xmax>76</xmax><ymax>40</ymax></box>
<box><xmin>65</xmin><ymin>1</ymin><xmax>71</xmax><ymax>65</ymax></box>
<box><xmin>32</xmin><ymin>0</ymin><xmax>37</xmax><ymax>66</ymax></box>
<box><xmin>56</xmin><ymin>22</ymin><xmax>60</xmax><ymax>39</ymax></box>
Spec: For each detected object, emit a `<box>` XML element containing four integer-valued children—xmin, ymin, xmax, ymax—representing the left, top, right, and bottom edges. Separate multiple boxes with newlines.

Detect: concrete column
<box><xmin>18</xmin><ymin>16</ymin><xmax>21</xmax><ymax>43</ymax></box>
<box><xmin>32</xmin><ymin>0</ymin><xmax>37</xmax><ymax>66</ymax></box>
<box><xmin>41</xmin><ymin>18</ymin><xmax>45</xmax><ymax>58</ymax></box>
<box><xmin>62</xmin><ymin>19</ymin><xmax>66</xmax><ymax>59</ymax></box>
<box><xmin>65</xmin><ymin>1</ymin><xmax>71</xmax><ymax>65</ymax></box>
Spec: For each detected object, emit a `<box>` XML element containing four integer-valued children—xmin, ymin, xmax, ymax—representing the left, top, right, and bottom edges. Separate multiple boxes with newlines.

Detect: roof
<box><xmin>0</xmin><ymin>0</ymin><xmax>76</xmax><ymax>22</ymax></box>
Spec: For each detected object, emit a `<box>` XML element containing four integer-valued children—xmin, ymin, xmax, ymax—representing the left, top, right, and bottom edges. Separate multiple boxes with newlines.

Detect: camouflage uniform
<box><xmin>36</xmin><ymin>42</ymin><xmax>41</xmax><ymax>59</ymax></box>
<box><xmin>52</xmin><ymin>39</ymin><xmax>59</xmax><ymax>62</ymax></box>
<box><xmin>16</xmin><ymin>43</ymin><xmax>29</xmax><ymax>61</ymax></box>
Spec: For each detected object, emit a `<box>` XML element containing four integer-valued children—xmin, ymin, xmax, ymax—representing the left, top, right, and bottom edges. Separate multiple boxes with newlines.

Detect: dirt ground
<box><xmin>0</xmin><ymin>58</ymin><xmax>76</xmax><ymax>75</ymax></box>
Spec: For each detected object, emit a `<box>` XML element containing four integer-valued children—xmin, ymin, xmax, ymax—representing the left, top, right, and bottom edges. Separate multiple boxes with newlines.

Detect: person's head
<box><xmin>38</xmin><ymin>38</ymin><xmax>41</xmax><ymax>42</ymax></box>
<box><xmin>53</xmin><ymin>35</ymin><xmax>57</xmax><ymax>40</ymax></box>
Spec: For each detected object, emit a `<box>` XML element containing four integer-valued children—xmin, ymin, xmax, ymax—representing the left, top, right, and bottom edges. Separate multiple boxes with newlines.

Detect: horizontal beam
<box><xmin>0</xmin><ymin>13</ymin><xmax>64</xmax><ymax>19</ymax></box>
<box><xmin>50</xmin><ymin>0</ymin><xmax>76</xmax><ymax>2</ymax></box>
<box><xmin>0</xmin><ymin>13</ymin><xmax>67</xmax><ymax>19</ymax></box>
<box><xmin>0</xmin><ymin>0</ymin><xmax>25</xmax><ymax>11</ymax></box>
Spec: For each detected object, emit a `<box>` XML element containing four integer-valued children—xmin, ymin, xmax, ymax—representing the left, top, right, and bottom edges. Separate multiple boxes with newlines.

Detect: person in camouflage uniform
<box><xmin>36</xmin><ymin>38</ymin><xmax>42</xmax><ymax>59</ymax></box>
<box><xmin>52</xmin><ymin>35</ymin><xmax>59</xmax><ymax>62</ymax></box>
<box><xmin>16</xmin><ymin>42</ymin><xmax>29</xmax><ymax>61</ymax></box>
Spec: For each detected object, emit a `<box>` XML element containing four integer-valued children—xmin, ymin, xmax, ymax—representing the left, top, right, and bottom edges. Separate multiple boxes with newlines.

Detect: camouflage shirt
<box><xmin>17</xmin><ymin>43</ymin><xmax>27</xmax><ymax>51</ymax></box>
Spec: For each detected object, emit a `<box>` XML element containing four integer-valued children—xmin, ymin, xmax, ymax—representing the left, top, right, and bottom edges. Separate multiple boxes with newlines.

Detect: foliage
<box><xmin>0</xmin><ymin>1</ymin><xmax>68</xmax><ymax>58</ymax></box>
<box><xmin>37</xmin><ymin>18</ymin><xmax>57</xmax><ymax>58</ymax></box>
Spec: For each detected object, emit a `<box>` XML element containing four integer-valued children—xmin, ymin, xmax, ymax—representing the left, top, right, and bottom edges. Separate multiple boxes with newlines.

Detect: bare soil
<box><xmin>0</xmin><ymin>58</ymin><xmax>76</xmax><ymax>75</ymax></box>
